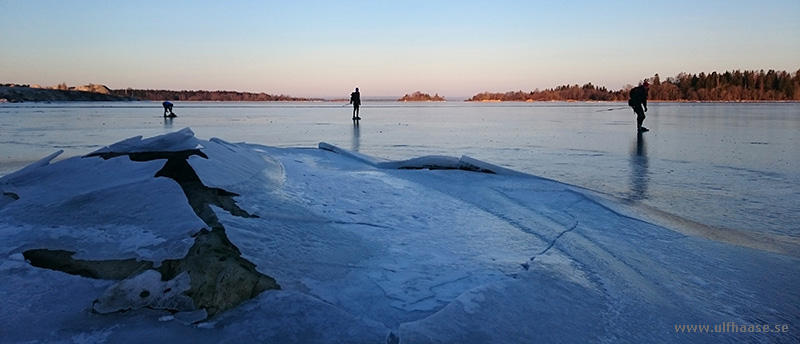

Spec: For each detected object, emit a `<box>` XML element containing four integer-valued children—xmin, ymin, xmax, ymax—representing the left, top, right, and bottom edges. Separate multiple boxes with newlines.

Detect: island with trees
<box><xmin>467</xmin><ymin>69</ymin><xmax>800</xmax><ymax>102</ymax></box>
<box><xmin>398</xmin><ymin>91</ymin><xmax>446</xmax><ymax>102</ymax></box>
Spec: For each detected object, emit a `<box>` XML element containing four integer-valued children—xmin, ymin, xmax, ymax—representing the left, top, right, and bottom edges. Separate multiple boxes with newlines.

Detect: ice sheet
<box><xmin>1</xmin><ymin>129</ymin><xmax>797</xmax><ymax>343</ymax></box>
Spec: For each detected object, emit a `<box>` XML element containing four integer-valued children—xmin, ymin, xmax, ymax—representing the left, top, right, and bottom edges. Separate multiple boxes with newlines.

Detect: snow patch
<box><xmin>92</xmin><ymin>270</ymin><xmax>194</xmax><ymax>314</ymax></box>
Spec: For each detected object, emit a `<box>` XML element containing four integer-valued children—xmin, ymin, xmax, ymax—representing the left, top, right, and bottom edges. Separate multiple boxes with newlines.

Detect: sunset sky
<box><xmin>2</xmin><ymin>0</ymin><xmax>798</xmax><ymax>99</ymax></box>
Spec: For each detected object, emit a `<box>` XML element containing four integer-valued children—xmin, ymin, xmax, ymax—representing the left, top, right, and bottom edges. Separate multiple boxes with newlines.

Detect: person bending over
<box><xmin>162</xmin><ymin>101</ymin><xmax>175</xmax><ymax>117</ymax></box>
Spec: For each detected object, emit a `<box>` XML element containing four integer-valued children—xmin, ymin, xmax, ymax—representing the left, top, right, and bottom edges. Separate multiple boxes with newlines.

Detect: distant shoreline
<box><xmin>5</xmin><ymin>66</ymin><xmax>800</xmax><ymax>103</ymax></box>
<box><xmin>467</xmin><ymin>99</ymin><xmax>800</xmax><ymax>103</ymax></box>
<box><xmin>0</xmin><ymin>86</ymin><xmax>131</xmax><ymax>102</ymax></box>
<box><xmin>3</xmin><ymin>85</ymin><xmax>797</xmax><ymax>104</ymax></box>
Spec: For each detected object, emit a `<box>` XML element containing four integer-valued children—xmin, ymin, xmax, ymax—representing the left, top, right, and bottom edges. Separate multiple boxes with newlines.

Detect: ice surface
<box><xmin>0</xmin><ymin>149</ymin><xmax>204</xmax><ymax>263</ymax></box>
<box><xmin>0</xmin><ymin>128</ymin><xmax>797</xmax><ymax>343</ymax></box>
<box><xmin>88</xmin><ymin>127</ymin><xmax>202</xmax><ymax>155</ymax></box>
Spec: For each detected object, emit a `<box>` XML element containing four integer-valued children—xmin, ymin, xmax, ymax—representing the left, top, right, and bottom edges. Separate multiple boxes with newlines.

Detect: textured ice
<box><xmin>0</xmin><ymin>150</ymin><xmax>204</xmax><ymax>263</ymax></box>
<box><xmin>1</xmin><ymin>128</ymin><xmax>797</xmax><ymax>343</ymax></box>
<box><xmin>88</xmin><ymin>127</ymin><xmax>202</xmax><ymax>155</ymax></box>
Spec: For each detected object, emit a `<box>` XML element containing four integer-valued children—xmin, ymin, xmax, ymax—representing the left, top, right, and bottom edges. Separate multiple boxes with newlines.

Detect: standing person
<box><xmin>162</xmin><ymin>101</ymin><xmax>176</xmax><ymax>118</ymax></box>
<box><xmin>628</xmin><ymin>81</ymin><xmax>649</xmax><ymax>132</ymax></box>
<box><xmin>350</xmin><ymin>87</ymin><xmax>361</xmax><ymax>120</ymax></box>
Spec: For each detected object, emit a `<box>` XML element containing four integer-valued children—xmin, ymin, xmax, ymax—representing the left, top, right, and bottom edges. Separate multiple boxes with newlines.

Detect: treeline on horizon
<box><xmin>109</xmin><ymin>88</ymin><xmax>317</xmax><ymax>102</ymax></box>
<box><xmin>468</xmin><ymin>69</ymin><xmax>800</xmax><ymax>102</ymax></box>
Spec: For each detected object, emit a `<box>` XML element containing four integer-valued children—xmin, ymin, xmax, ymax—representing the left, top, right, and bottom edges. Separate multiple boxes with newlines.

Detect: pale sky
<box><xmin>2</xmin><ymin>0</ymin><xmax>798</xmax><ymax>99</ymax></box>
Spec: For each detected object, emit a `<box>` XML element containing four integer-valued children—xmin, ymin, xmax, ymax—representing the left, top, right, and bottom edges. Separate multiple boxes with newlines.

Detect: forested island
<box><xmin>468</xmin><ymin>69</ymin><xmax>800</xmax><ymax>102</ymax></box>
<box><xmin>398</xmin><ymin>91</ymin><xmax>446</xmax><ymax>102</ymax></box>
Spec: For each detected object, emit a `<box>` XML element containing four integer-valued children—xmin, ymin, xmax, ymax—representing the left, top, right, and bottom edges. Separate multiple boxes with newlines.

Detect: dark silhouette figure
<box><xmin>350</xmin><ymin>87</ymin><xmax>361</xmax><ymax>120</ymax></box>
<box><xmin>163</xmin><ymin>101</ymin><xmax>176</xmax><ymax>118</ymax></box>
<box><xmin>628</xmin><ymin>81</ymin><xmax>649</xmax><ymax>132</ymax></box>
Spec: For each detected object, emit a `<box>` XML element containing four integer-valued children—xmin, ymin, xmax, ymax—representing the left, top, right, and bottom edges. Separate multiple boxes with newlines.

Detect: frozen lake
<box><xmin>1</xmin><ymin>101</ymin><xmax>798</xmax><ymax>240</ymax></box>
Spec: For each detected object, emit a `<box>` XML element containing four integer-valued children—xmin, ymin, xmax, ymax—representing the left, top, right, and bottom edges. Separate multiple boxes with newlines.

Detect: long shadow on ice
<box><xmin>627</xmin><ymin>132</ymin><xmax>649</xmax><ymax>201</ymax></box>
